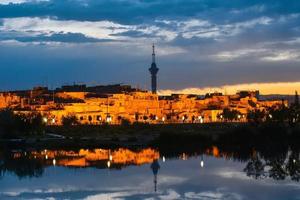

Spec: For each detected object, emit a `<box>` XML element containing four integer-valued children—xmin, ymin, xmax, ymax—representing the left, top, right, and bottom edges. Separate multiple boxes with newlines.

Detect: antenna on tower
<box><xmin>152</xmin><ymin>43</ymin><xmax>156</xmax><ymax>63</ymax></box>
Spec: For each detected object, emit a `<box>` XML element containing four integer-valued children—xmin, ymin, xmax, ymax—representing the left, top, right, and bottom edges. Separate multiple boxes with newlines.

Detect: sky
<box><xmin>0</xmin><ymin>0</ymin><xmax>300</xmax><ymax>94</ymax></box>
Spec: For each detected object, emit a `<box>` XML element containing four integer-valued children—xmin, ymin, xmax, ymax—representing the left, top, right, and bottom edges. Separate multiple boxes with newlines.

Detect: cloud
<box><xmin>0</xmin><ymin>15</ymin><xmax>275</xmax><ymax>44</ymax></box>
<box><xmin>215</xmin><ymin>170</ymin><xmax>251</xmax><ymax>181</ymax></box>
<box><xmin>0</xmin><ymin>0</ymin><xmax>49</xmax><ymax>5</ymax></box>
<box><xmin>184</xmin><ymin>191</ymin><xmax>243</xmax><ymax>200</ymax></box>
<box><xmin>158</xmin><ymin>189</ymin><xmax>181</xmax><ymax>200</ymax></box>
<box><xmin>230</xmin><ymin>5</ymin><xmax>266</xmax><ymax>14</ymax></box>
<box><xmin>261</xmin><ymin>50</ymin><xmax>300</xmax><ymax>62</ymax></box>
<box><xmin>0</xmin><ymin>17</ymin><xmax>134</xmax><ymax>40</ymax></box>
<box><xmin>214</xmin><ymin>48</ymin><xmax>300</xmax><ymax>62</ymax></box>
<box><xmin>214</xmin><ymin>48</ymin><xmax>267</xmax><ymax>62</ymax></box>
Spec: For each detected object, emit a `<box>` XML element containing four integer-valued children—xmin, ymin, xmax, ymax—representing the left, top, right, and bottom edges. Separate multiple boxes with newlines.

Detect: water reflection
<box><xmin>0</xmin><ymin>144</ymin><xmax>300</xmax><ymax>199</ymax></box>
<box><xmin>151</xmin><ymin>159</ymin><xmax>160</xmax><ymax>192</ymax></box>
<box><xmin>0</xmin><ymin>145</ymin><xmax>299</xmax><ymax>183</ymax></box>
<box><xmin>2</xmin><ymin>126</ymin><xmax>300</xmax><ymax>199</ymax></box>
<box><xmin>0</xmin><ymin>148</ymin><xmax>160</xmax><ymax>179</ymax></box>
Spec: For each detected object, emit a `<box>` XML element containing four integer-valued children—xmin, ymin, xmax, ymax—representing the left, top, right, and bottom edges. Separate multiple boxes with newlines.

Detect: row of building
<box><xmin>0</xmin><ymin>84</ymin><xmax>286</xmax><ymax>125</ymax></box>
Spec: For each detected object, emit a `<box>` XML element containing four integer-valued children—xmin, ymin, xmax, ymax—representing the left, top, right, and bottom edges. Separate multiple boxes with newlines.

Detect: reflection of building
<box><xmin>151</xmin><ymin>159</ymin><xmax>160</xmax><ymax>192</ymax></box>
<box><xmin>26</xmin><ymin>148</ymin><xmax>160</xmax><ymax>168</ymax></box>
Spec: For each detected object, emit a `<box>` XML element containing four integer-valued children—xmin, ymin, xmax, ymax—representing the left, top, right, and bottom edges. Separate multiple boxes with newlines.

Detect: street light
<box><xmin>43</xmin><ymin>117</ymin><xmax>48</xmax><ymax>123</ymax></box>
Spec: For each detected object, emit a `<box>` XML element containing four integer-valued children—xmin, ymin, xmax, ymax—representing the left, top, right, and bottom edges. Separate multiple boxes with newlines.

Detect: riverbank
<box><xmin>0</xmin><ymin>122</ymin><xmax>299</xmax><ymax>149</ymax></box>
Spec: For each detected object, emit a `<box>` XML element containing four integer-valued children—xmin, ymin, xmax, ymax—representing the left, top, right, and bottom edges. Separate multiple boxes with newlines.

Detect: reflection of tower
<box><xmin>150</xmin><ymin>159</ymin><xmax>160</xmax><ymax>192</ymax></box>
<box><xmin>149</xmin><ymin>44</ymin><xmax>159</xmax><ymax>94</ymax></box>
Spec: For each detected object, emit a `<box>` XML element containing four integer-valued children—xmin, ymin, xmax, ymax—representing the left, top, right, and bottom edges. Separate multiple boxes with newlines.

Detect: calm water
<box><xmin>0</xmin><ymin>146</ymin><xmax>299</xmax><ymax>200</ymax></box>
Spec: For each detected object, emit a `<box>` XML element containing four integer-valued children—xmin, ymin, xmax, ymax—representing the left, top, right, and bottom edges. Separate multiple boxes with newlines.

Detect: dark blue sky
<box><xmin>0</xmin><ymin>0</ymin><xmax>300</xmax><ymax>93</ymax></box>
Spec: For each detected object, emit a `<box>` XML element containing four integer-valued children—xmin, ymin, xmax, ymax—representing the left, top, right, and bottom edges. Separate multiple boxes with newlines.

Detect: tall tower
<box><xmin>149</xmin><ymin>44</ymin><xmax>159</xmax><ymax>94</ymax></box>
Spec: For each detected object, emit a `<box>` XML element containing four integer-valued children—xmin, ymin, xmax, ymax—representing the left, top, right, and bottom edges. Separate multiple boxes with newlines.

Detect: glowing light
<box><xmin>162</xmin><ymin>117</ymin><xmax>165</xmax><ymax>122</ymax></box>
<box><xmin>53</xmin><ymin>158</ymin><xmax>56</xmax><ymax>166</ymax></box>
<box><xmin>162</xmin><ymin>156</ymin><xmax>166</xmax><ymax>162</ymax></box>
<box><xmin>182</xmin><ymin>116</ymin><xmax>185</xmax><ymax>121</ymax></box>
<box><xmin>43</xmin><ymin>117</ymin><xmax>48</xmax><ymax>123</ymax></box>
<box><xmin>45</xmin><ymin>155</ymin><xmax>48</xmax><ymax>160</ymax></box>
<box><xmin>106</xmin><ymin>116</ymin><xmax>112</xmax><ymax>123</ymax></box>
<box><xmin>109</xmin><ymin>155</ymin><xmax>113</xmax><ymax>161</ymax></box>
<box><xmin>293</xmin><ymin>159</ymin><xmax>296</xmax><ymax>163</ymax></box>
<box><xmin>51</xmin><ymin>118</ymin><xmax>55</xmax><ymax>124</ymax></box>
<box><xmin>107</xmin><ymin>161</ymin><xmax>111</xmax><ymax>168</ymax></box>
<box><xmin>269</xmin><ymin>114</ymin><xmax>273</xmax><ymax>119</ymax></box>
<box><xmin>200</xmin><ymin>160</ymin><xmax>204</xmax><ymax>168</ymax></box>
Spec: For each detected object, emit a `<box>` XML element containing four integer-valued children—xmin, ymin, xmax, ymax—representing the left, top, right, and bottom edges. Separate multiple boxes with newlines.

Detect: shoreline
<box><xmin>0</xmin><ymin>123</ymin><xmax>243</xmax><ymax>149</ymax></box>
<box><xmin>1</xmin><ymin>122</ymin><xmax>299</xmax><ymax>150</ymax></box>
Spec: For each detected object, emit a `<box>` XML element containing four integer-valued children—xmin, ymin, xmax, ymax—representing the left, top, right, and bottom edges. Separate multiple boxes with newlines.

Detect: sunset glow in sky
<box><xmin>159</xmin><ymin>82</ymin><xmax>300</xmax><ymax>95</ymax></box>
<box><xmin>0</xmin><ymin>0</ymin><xmax>300</xmax><ymax>94</ymax></box>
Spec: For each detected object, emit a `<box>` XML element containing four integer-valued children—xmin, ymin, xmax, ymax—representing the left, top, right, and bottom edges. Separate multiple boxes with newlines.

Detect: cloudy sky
<box><xmin>0</xmin><ymin>0</ymin><xmax>300</xmax><ymax>94</ymax></box>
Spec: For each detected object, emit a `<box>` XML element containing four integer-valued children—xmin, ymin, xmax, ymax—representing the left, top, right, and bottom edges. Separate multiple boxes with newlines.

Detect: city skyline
<box><xmin>0</xmin><ymin>0</ymin><xmax>300</xmax><ymax>94</ymax></box>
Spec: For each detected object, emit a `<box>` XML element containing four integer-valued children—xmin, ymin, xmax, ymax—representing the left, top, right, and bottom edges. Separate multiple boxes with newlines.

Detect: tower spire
<box><xmin>152</xmin><ymin>43</ymin><xmax>156</xmax><ymax>63</ymax></box>
<box><xmin>149</xmin><ymin>43</ymin><xmax>159</xmax><ymax>94</ymax></box>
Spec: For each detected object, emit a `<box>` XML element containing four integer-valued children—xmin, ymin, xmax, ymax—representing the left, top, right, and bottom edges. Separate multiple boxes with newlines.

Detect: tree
<box><xmin>135</xmin><ymin>112</ymin><xmax>139</xmax><ymax>121</ymax></box>
<box><xmin>120</xmin><ymin>118</ymin><xmax>131</xmax><ymax>126</ymax></box>
<box><xmin>222</xmin><ymin>108</ymin><xmax>241</xmax><ymax>122</ymax></box>
<box><xmin>27</xmin><ymin>113</ymin><xmax>45</xmax><ymax>134</ymax></box>
<box><xmin>286</xmin><ymin>153</ymin><xmax>300</xmax><ymax>181</ymax></box>
<box><xmin>0</xmin><ymin>110</ymin><xmax>46</xmax><ymax>136</ymax></box>
<box><xmin>247</xmin><ymin>109</ymin><xmax>266</xmax><ymax>124</ymax></box>
<box><xmin>244</xmin><ymin>157</ymin><xmax>266</xmax><ymax>179</ymax></box>
<box><xmin>268</xmin><ymin>158</ymin><xmax>288</xmax><ymax>180</ymax></box>
<box><xmin>62</xmin><ymin>115</ymin><xmax>79</xmax><ymax>126</ymax></box>
<box><xmin>0</xmin><ymin>109</ymin><xmax>18</xmax><ymax>135</ymax></box>
<box><xmin>268</xmin><ymin>106</ymin><xmax>289</xmax><ymax>123</ymax></box>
